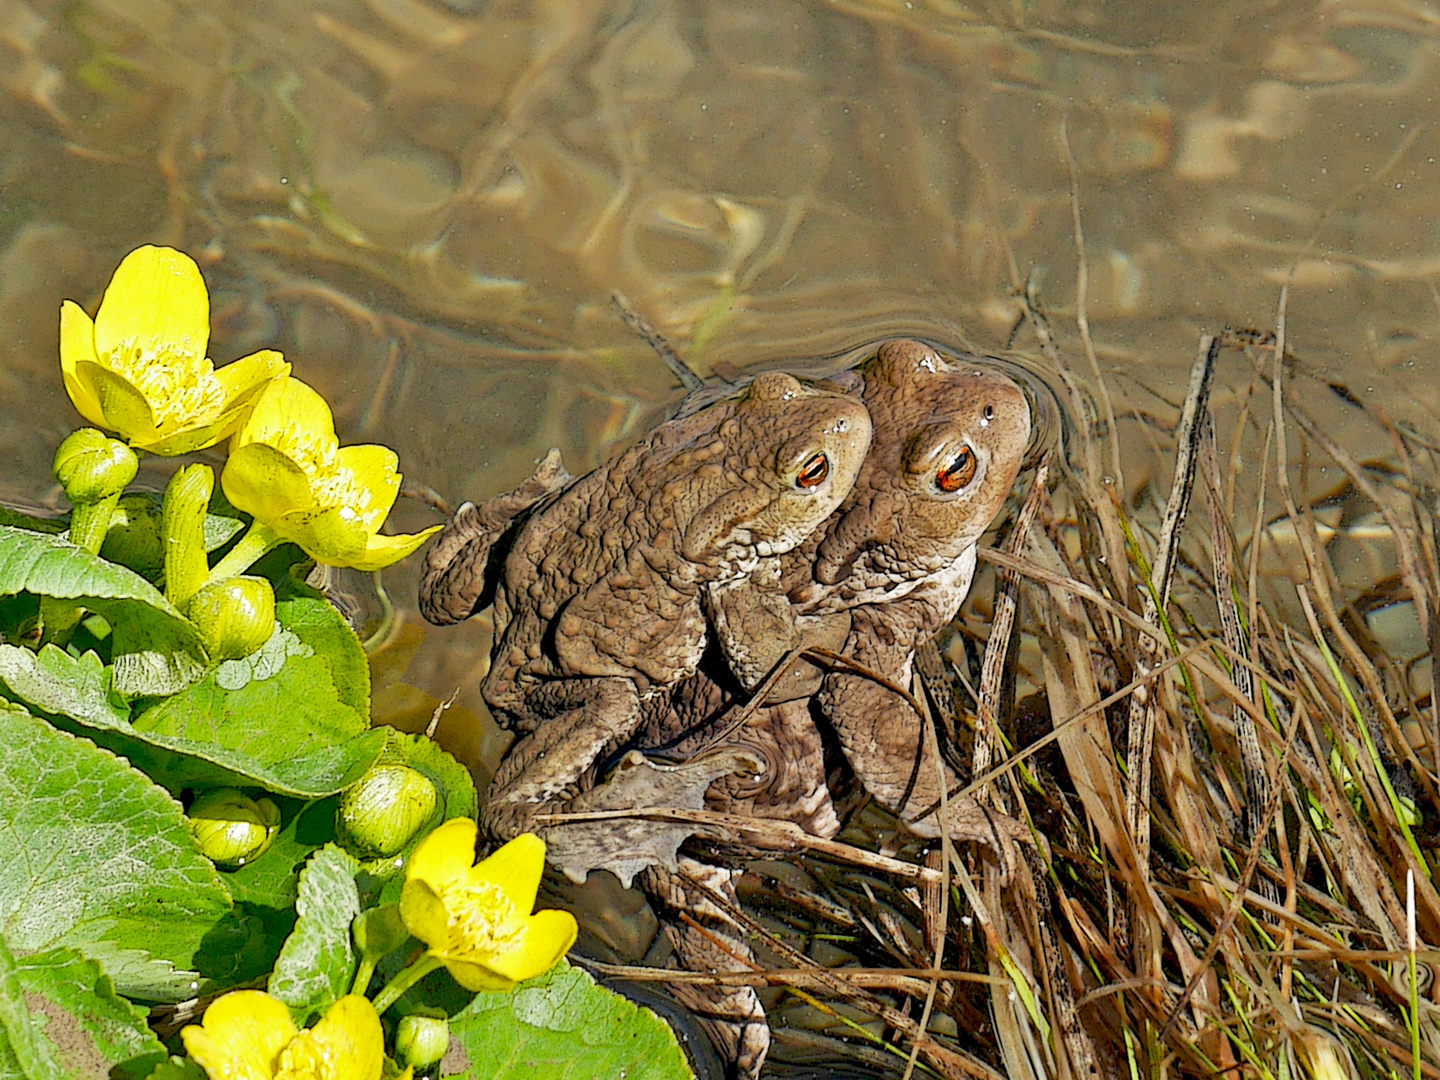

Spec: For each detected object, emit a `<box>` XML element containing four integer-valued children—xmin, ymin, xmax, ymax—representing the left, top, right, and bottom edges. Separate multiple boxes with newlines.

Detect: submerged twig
<box><xmin>612</xmin><ymin>290</ymin><xmax>705</xmax><ymax>391</ymax></box>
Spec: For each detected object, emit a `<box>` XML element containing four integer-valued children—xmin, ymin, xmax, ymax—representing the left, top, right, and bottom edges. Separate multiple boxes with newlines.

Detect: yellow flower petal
<box><xmin>82</xmin><ymin>362</ymin><xmax>158</xmax><ymax>442</ymax></box>
<box><xmin>346</xmin><ymin>525</ymin><xmax>443</xmax><ymax>572</ymax></box>
<box><xmin>213</xmin><ymin>349</ymin><xmax>290</xmax><ymax>401</ymax></box>
<box><xmin>470</xmin><ymin>833</ymin><xmax>547</xmax><ymax>914</ymax></box>
<box><xmin>59</xmin><ymin>300</ymin><xmax>105</xmax><ymax>427</ymax></box>
<box><xmin>233</xmin><ymin>376</ymin><xmax>337</xmax><ymax>455</ymax></box>
<box><xmin>333</xmin><ymin>444</ymin><xmax>401</xmax><ymax>533</ymax></box>
<box><xmin>407</xmin><ymin>817</ymin><xmax>478</xmax><ymax>890</ymax></box>
<box><xmin>398</xmin><ymin>876</ymin><xmax>452</xmax><ymax>950</ymax></box>
<box><xmin>481</xmin><ymin>908</ymin><xmax>578</xmax><ymax>984</ymax></box>
<box><xmin>181</xmin><ymin>989</ymin><xmax>296</xmax><ymax>1080</ymax></box>
<box><xmin>222</xmin><ymin>443</ymin><xmax>317</xmax><ymax>523</ymax></box>
<box><xmin>400</xmin><ymin>823</ymin><xmax>574</xmax><ymax>993</ymax></box>
<box><xmin>443</xmin><ymin>959</ymin><xmax>518</xmax><ymax>993</ymax></box>
<box><xmin>133</xmin><ymin>350</ymin><xmax>291</xmax><ymax>456</ymax></box>
<box><xmin>276</xmin><ymin>505</ymin><xmax>371</xmax><ymax>565</ymax></box>
<box><xmin>93</xmin><ymin>245</ymin><xmax>209</xmax><ymax>367</ymax></box>
<box><xmin>288</xmin><ymin>995</ymin><xmax>384</xmax><ymax>1080</ymax></box>
<box><xmin>141</xmin><ymin>414</ymin><xmax>252</xmax><ymax>457</ymax></box>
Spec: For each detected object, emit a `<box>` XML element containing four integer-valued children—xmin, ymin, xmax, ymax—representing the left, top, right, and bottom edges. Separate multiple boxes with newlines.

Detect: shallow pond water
<box><xmin>3</xmin><ymin>0</ymin><xmax>1439</xmax><ymax>1065</ymax></box>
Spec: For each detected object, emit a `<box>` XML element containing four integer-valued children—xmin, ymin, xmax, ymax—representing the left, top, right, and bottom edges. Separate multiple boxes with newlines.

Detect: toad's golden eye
<box><xmin>796</xmin><ymin>452</ymin><xmax>830</xmax><ymax>489</ymax></box>
<box><xmin>936</xmin><ymin>447</ymin><xmax>976</xmax><ymax>493</ymax></box>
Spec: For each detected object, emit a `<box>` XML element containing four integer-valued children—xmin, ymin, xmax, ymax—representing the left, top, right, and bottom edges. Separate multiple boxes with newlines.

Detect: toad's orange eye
<box><xmin>936</xmin><ymin>447</ymin><xmax>976</xmax><ymax>493</ymax></box>
<box><xmin>796</xmin><ymin>453</ymin><xmax>829</xmax><ymax>489</ymax></box>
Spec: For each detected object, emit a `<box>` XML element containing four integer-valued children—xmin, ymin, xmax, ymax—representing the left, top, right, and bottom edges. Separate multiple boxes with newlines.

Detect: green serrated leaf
<box><xmin>0</xmin><ymin>702</ymin><xmax>239</xmax><ymax>1001</ymax></box>
<box><xmin>0</xmin><ymin>525</ymin><xmax>207</xmax><ymax>695</ymax></box>
<box><xmin>226</xmin><ymin>798</ymin><xmax>337</xmax><ymax>909</ymax></box>
<box><xmin>7</xmin><ymin>633</ymin><xmax>382</xmax><ymax>798</ymax></box>
<box><xmin>117</xmin><ymin>630</ymin><xmax>384</xmax><ymax>798</ymax></box>
<box><xmin>0</xmin><ymin>938</ymin><xmax>167</xmax><ymax>1080</ymax></box>
<box><xmin>276</xmin><ymin>584</ymin><xmax>370</xmax><ymax>716</ymax></box>
<box><xmin>268</xmin><ymin>845</ymin><xmax>360</xmax><ymax>1024</ymax></box>
<box><xmin>0</xmin><ymin>645</ymin><xmax>129</xmax><ymax>727</ymax></box>
<box><xmin>447</xmin><ymin>960</ymin><xmax>692</xmax><ymax>1080</ymax></box>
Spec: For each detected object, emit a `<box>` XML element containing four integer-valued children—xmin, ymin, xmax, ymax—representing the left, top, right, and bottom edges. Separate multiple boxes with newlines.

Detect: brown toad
<box><xmin>635</xmin><ymin>339</ymin><xmax>1032</xmax><ymax>1074</ymax></box>
<box><xmin>420</xmin><ymin>371</ymin><xmax>872</xmax><ymax>881</ymax></box>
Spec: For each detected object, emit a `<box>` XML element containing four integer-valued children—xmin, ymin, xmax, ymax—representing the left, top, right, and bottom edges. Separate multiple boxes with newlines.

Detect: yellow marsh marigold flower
<box><xmin>60</xmin><ymin>246</ymin><xmax>289</xmax><ymax>455</ymax></box>
<box><xmin>220</xmin><ymin>376</ymin><xmax>440</xmax><ymax>571</ymax></box>
<box><xmin>180</xmin><ymin>990</ymin><xmax>409</xmax><ymax>1080</ymax></box>
<box><xmin>400</xmin><ymin>820</ymin><xmax>577</xmax><ymax>991</ymax></box>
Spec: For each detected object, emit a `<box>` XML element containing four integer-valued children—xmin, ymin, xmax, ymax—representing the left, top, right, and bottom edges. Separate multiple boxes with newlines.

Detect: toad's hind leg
<box><xmin>641</xmin><ymin>858</ymin><xmax>770</xmax><ymax>1080</ymax></box>
<box><xmin>480</xmin><ymin>676</ymin><xmax>641</xmax><ymax>846</ymax></box>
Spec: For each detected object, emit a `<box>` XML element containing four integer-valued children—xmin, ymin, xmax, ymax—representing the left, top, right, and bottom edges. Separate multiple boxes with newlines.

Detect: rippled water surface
<box><xmin>4</xmin><ymin>0</ymin><xmax>1439</xmax><ymax>786</ymax></box>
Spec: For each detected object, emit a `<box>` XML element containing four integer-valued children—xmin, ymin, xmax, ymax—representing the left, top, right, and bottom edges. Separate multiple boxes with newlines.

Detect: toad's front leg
<box><xmin>481</xmin><ymin>676</ymin><xmax>642</xmax><ymax>858</ymax></box>
<box><xmin>482</xmin><ymin>677</ymin><xmax>762</xmax><ymax>887</ymax></box>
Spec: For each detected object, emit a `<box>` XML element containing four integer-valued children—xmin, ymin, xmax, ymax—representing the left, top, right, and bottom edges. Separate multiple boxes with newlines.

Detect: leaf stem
<box><xmin>351</xmin><ymin>954</ymin><xmax>379</xmax><ymax>999</ymax></box>
<box><xmin>371</xmin><ymin>954</ymin><xmax>444</xmax><ymax>1016</ymax></box>
<box><xmin>207</xmin><ymin>520</ymin><xmax>286</xmax><ymax>584</ymax></box>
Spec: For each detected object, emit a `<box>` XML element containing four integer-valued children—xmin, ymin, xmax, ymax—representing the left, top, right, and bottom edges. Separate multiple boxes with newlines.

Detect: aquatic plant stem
<box><xmin>207</xmin><ymin>520</ymin><xmax>286</xmax><ymax>584</ymax></box>
<box><xmin>371</xmin><ymin>955</ymin><xmax>444</xmax><ymax>1016</ymax></box>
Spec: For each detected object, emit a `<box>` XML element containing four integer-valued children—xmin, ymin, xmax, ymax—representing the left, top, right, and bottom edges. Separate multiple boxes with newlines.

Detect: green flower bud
<box><xmin>337</xmin><ymin>765</ymin><xmax>439</xmax><ymax>857</ymax></box>
<box><xmin>396</xmin><ymin>1013</ymin><xmax>450</xmax><ymax>1072</ymax></box>
<box><xmin>54</xmin><ymin>428</ymin><xmax>138</xmax><ymax>503</ymax></box>
<box><xmin>353</xmin><ymin>903</ymin><xmax>409</xmax><ymax>960</ymax></box>
<box><xmin>187</xmin><ymin>576</ymin><xmax>276</xmax><ymax>660</ymax></box>
<box><xmin>162</xmin><ymin>464</ymin><xmax>214</xmax><ymax>609</ymax></box>
<box><xmin>188</xmin><ymin>788</ymin><xmax>280</xmax><ymax>868</ymax></box>
<box><xmin>100</xmin><ymin>494</ymin><xmax>165</xmax><ymax>576</ymax></box>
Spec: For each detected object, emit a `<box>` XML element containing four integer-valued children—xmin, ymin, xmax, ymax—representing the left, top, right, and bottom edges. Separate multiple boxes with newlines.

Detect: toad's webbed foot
<box><xmin>419</xmin><ymin>448</ymin><xmax>571</xmax><ymax>625</ymax></box>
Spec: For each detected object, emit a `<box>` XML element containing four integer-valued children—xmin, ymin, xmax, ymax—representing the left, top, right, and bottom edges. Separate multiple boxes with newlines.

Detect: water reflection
<box><xmin>3</xmin><ymin>0</ymin><xmax>1440</xmax><ymax>1060</ymax></box>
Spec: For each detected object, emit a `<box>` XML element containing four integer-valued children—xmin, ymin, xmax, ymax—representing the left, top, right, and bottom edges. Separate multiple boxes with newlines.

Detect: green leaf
<box><xmin>447</xmin><ymin>960</ymin><xmax>692</xmax><ymax>1080</ymax></box>
<box><xmin>122</xmin><ymin>629</ymin><xmax>385</xmax><ymax>798</ymax></box>
<box><xmin>141</xmin><ymin>1058</ymin><xmax>205</xmax><ymax>1080</ymax></box>
<box><xmin>0</xmin><ymin>938</ymin><xmax>167</xmax><ymax>1080</ymax></box>
<box><xmin>226</xmin><ymin>798</ymin><xmax>337</xmax><ymax>910</ymax></box>
<box><xmin>276</xmin><ymin>583</ymin><xmax>370</xmax><ymax>716</ymax></box>
<box><xmin>0</xmin><ymin>645</ymin><xmax>129</xmax><ymax>727</ymax></box>
<box><xmin>268</xmin><ymin>845</ymin><xmax>360</xmax><ymax>1025</ymax></box>
<box><xmin>0</xmin><ymin>702</ymin><xmax>240</xmax><ymax>1000</ymax></box>
<box><xmin>0</xmin><ymin>525</ymin><xmax>207</xmax><ymax>695</ymax></box>
<box><xmin>0</xmin><ymin>504</ymin><xmax>66</xmax><ymax>534</ymax></box>
<box><xmin>1</xmin><ymin>635</ymin><xmax>382</xmax><ymax>799</ymax></box>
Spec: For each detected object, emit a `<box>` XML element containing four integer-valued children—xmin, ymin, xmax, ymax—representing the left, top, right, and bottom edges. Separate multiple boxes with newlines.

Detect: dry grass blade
<box><xmin>1123</xmin><ymin>332</ymin><xmax>1220</xmax><ymax>869</ymax></box>
<box><xmin>972</xmin><ymin>451</ymin><xmax>1053</xmax><ymax>793</ymax></box>
<box><xmin>1198</xmin><ymin>416</ymin><xmax>1279</xmax><ymax>905</ymax></box>
<box><xmin>612</xmin><ymin>289</ymin><xmax>705</xmax><ymax>391</ymax></box>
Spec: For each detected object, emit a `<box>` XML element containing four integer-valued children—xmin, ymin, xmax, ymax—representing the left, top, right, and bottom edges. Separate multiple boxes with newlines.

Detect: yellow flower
<box><xmin>60</xmin><ymin>246</ymin><xmax>289</xmax><ymax>455</ymax></box>
<box><xmin>219</xmin><ymin>376</ymin><xmax>440</xmax><ymax>571</ymax></box>
<box><xmin>180</xmin><ymin>990</ymin><xmax>409</xmax><ymax>1080</ymax></box>
<box><xmin>400</xmin><ymin>820</ymin><xmax>577</xmax><ymax>992</ymax></box>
